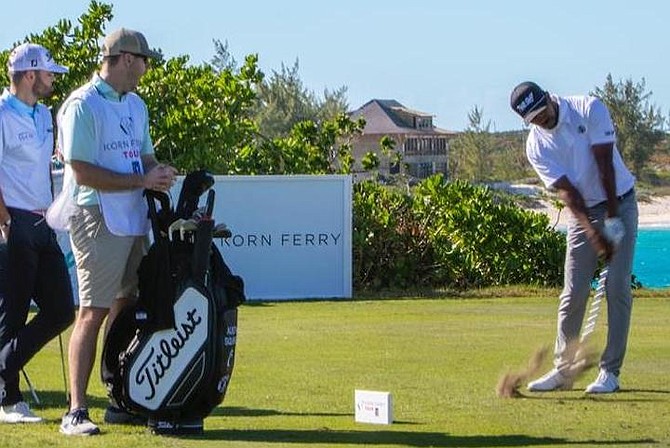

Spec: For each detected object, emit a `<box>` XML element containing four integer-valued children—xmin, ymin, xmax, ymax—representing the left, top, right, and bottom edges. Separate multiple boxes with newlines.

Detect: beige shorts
<box><xmin>70</xmin><ymin>206</ymin><xmax>147</xmax><ymax>308</ymax></box>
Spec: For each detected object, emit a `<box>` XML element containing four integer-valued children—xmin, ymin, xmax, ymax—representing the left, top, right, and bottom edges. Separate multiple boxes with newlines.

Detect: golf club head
<box><xmin>561</xmin><ymin>340</ymin><xmax>598</xmax><ymax>386</ymax></box>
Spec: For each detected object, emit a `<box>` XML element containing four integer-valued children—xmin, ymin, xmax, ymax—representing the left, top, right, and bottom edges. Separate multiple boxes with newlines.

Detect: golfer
<box><xmin>57</xmin><ymin>28</ymin><xmax>176</xmax><ymax>436</ymax></box>
<box><xmin>510</xmin><ymin>81</ymin><xmax>638</xmax><ymax>394</ymax></box>
<box><xmin>0</xmin><ymin>43</ymin><xmax>75</xmax><ymax>422</ymax></box>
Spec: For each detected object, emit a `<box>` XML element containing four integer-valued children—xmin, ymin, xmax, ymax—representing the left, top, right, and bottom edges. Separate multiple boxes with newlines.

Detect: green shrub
<box><xmin>353</xmin><ymin>181</ymin><xmax>436</xmax><ymax>289</ymax></box>
<box><xmin>353</xmin><ymin>175</ymin><xmax>566</xmax><ymax>290</ymax></box>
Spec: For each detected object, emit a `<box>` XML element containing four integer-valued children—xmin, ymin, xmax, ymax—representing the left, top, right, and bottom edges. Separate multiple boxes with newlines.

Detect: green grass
<box><xmin>4</xmin><ymin>290</ymin><xmax>670</xmax><ymax>447</ymax></box>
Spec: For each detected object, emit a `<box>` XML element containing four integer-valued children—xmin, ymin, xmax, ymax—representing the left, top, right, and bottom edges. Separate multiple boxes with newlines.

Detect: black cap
<box><xmin>510</xmin><ymin>81</ymin><xmax>548</xmax><ymax>124</ymax></box>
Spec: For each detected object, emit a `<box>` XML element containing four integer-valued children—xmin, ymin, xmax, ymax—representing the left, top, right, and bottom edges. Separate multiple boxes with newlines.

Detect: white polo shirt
<box><xmin>525</xmin><ymin>95</ymin><xmax>635</xmax><ymax>207</ymax></box>
<box><xmin>0</xmin><ymin>89</ymin><xmax>54</xmax><ymax>211</ymax></box>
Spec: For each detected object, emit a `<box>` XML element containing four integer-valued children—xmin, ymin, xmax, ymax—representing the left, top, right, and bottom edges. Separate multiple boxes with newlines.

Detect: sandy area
<box><xmin>528</xmin><ymin>195</ymin><xmax>670</xmax><ymax>229</ymax></box>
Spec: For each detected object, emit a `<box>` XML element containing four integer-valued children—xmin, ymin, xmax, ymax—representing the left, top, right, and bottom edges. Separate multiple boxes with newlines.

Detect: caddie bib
<box><xmin>66</xmin><ymin>83</ymin><xmax>150</xmax><ymax>236</ymax></box>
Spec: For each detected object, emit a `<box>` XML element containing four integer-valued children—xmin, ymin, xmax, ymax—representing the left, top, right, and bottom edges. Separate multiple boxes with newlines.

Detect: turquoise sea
<box><xmin>634</xmin><ymin>228</ymin><xmax>670</xmax><ymax>288</ymax></box>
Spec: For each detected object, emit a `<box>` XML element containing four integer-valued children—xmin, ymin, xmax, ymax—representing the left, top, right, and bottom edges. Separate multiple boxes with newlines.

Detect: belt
<box><xmin>617</xmin><ymin>188</ymin><xmax>635</xmax><ymax>202</ymax></box>
<box><xmin>593</xmin><ymin>188</ymin><xmax>634</xmax><ymax>208</ymax></box>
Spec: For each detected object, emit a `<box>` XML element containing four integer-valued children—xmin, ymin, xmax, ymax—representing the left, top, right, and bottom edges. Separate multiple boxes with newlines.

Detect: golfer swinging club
<box><xmin>510</xmin><ymin>81</ymin><xmax>638</xmax><ymax>394</ymax></box>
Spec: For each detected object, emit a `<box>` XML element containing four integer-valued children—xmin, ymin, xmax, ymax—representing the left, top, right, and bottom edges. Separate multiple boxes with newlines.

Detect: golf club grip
<box><xmin>205</xmin><ymin>189</ymin><xmax>215</xmax><ymax>218</ymax></box>
<box><xmin>144</xmin><ymin>190</ymin><xmax>170</xmax><ymax>240</ymax></box>
<box><xmin>191</xmin><ymin>220</ymin><xmax>214</xmax><ymax>284</ymax></box>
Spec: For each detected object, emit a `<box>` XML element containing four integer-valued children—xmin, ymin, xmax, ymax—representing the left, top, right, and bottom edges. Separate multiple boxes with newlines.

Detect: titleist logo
<box><xmin>134</xmin><ymin>308</ymin><xmax>203</xmax><ymax>400</ymax></box>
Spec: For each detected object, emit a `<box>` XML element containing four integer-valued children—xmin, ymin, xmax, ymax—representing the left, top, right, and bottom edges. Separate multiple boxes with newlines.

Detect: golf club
<box><xmin>581</xmin><ymin>267</ymin><xmax>608</xmax><ymax>342</ymax></box>
<box><xmin>20</xmin><ymin>368</ymin><xmax>40</xmax><ymax>405</ymax></box>
<box><xmin>59</xmin><ymin>333</ymin><xmax>70</xmax><ymax>405</ymax></box>
<box><xmin>496</xmin><ymin>266</ymin><xmax>609</xmax><ymax>398</ymax></box>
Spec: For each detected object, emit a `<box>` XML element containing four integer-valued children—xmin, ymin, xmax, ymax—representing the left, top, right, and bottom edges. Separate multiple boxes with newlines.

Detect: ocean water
<box><xmin>634</xmin><ymin>228</ymin><xmax>670</xmax><ymax>289</ymax></box>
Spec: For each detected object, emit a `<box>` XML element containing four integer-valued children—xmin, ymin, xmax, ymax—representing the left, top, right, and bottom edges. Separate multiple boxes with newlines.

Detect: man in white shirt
<box><xmin>510</xmin><ymin>81</ymin><xmax>638</xmax><ymax>394</ymax></box>
<box><xmin>0</xmin><ymin>43</ymin><xmax>75</xmax><ymax>423</ymax></box>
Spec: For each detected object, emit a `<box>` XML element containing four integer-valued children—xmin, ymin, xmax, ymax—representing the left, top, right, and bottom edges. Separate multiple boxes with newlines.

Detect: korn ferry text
<box><xmin>222</xmin><ymin>233</ymin><xmax>342</xmax><ymax>248</ymax></box>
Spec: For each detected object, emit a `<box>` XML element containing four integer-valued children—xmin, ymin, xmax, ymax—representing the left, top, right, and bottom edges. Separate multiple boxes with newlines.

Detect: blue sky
<box><xmin>2</xmin><ymin>0</ymin><xmax>668</xmax><ymax>131</ymax></box>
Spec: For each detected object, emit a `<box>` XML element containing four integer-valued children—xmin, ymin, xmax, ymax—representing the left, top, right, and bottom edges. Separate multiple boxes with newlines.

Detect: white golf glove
<box><xmin>603</xmin><ymin>217</ymin><xmax>625</xmax><ymax>246</ymax></box>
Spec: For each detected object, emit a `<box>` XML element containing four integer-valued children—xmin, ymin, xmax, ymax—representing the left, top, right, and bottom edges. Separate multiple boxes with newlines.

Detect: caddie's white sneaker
<box><xmin>60</xmin><ymin>408</ymin><xmax>100</xmax><ymax>436</ymax></box>
<box><xmin>585</xmin><ymin>369</ymin><xmax>619</xmax><ymax>394</ymax></box>
<box><xmin>0</xmin><ymin>401</ymin><xmax>43</xmax><ymax>423</ymax></box>
<box><xmin>527</xmin><ymin>368</ymin><xmax>569</xmax><ymax>392</ymax></box>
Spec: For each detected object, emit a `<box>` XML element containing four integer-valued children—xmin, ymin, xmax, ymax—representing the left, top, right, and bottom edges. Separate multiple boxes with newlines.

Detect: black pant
<box><xmin>0</xmin><ymin>208</ymin><xmax>75</xmax><ymax>405</ymax></box>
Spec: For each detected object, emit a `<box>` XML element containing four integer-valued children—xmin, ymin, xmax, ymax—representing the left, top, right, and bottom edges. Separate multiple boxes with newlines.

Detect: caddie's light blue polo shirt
<box><xmin>59</xmin><ymin>74</ymin><xmax>154</xmax><ymax>206</ymax></box>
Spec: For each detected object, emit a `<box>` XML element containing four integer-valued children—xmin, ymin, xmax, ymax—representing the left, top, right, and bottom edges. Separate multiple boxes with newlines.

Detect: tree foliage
<box><xmin>0</xmin><ymin>0</ymin><xmax>113</xmax><ymax>109</ymax></box>
<box><xmin>210</xmin><ymin>39</ymin><xmax>238</xmax><ymax>73</ymax></box>
<box><xmin>139</xmin><ymin>54</ymin><xmax>262</xmax><ymax>173</ymax></box>
<box><xmin>211</xmin><ymin>42</ymin><xmax>350</xmax><ymax>140</ymax></box>
<box><xmin>250</xmin><ymin>59</ymin><xmax>349</xmax><ymax>139</ymax></box>
<box><xmin>449</xmin><ymin>106</ymin><xmax>506</xmax><ymax>182</ymax></box>
<box><xmin>239</xmin><ymin>113</ymin><xmax>363</xmax><ymax>175</ymax></box>
<box><xmin>593</xmin><ymin>75</ymin><xmax>667</xmax><ymax>176</ymax></box>
<box><xmin>449</xmin><ymin>108</ymin><xmax>535</xmax><ymax>183</ymax></box>
<box><xmin>449</xmin><ymin>107</ymin><xmax>496</xmax><ymax>182</ymax></box>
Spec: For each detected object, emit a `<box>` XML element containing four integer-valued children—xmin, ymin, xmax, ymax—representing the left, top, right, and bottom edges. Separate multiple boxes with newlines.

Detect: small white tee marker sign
<box><xmin>354</xmin><ymin>390</ymin><xmax>393</xmax><ymax>425</ymax></box>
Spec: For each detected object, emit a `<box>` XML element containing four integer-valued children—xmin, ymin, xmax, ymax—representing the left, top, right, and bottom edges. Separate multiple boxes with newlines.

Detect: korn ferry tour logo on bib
<box><xmin>119</xmin><ymin>116</ymin><xmax>135</xmax><ymax>137</ymax></box>
<box><xmin>128</xmin><ymin>287</ymin><xmax>209</xmax><ymax>410</ymax></box>
<box><xmin>102</xmin><ymin>116</ymin><xmax>142</xmax><ymax>159</ymax></box>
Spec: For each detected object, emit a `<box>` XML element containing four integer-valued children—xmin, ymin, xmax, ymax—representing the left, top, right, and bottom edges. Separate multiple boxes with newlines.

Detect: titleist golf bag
<box><xmin>101</xmin><ymin>170</ymin><xmax>245</xmax><ymax>434</ymax></box>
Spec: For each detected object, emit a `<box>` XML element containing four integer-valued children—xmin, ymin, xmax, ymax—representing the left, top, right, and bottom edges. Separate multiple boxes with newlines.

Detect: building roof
<box><xmin>349</xmin><ymin>99</ymin><xmax>456</xmax><ymax>136</ymax></box>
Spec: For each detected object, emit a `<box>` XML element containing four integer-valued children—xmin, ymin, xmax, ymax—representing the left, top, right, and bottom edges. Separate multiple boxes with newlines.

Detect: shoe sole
<box><xmin>59</xmin><ymin>428</ymin><xmax>101</xmax><ymax>436</ymax></box>
<box><xmin>0</xmin><ymin>418</ymin><xmax>43</xmax><ymax>423</ymax></box>
<box><xmin>585</xmin><ymin>387</ymin><xmax>620</xmax><ymax>394</ymax></box>
<box><xmin>527</xmin><ymin>384</ymin><xmax>571</xmax><ymax>392</ymax></box>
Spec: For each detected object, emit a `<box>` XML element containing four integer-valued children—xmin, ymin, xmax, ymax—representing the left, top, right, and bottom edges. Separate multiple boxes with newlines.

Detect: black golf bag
<box><xmin>101</xmin><ymin>170</ymin><xmax>245</xmax><ymax>434</ymax></box>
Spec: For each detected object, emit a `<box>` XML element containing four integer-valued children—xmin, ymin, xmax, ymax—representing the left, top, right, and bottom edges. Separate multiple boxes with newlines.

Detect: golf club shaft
<box><xmin>21</xmin><ymin>369</ymin><xmax>40</xmax><ymax>405</ymax></box>
<box><xmin>59</xmin><ymin>333</ymin><xmax>70</xmax><ymax>405</ymax></box>
<box><xmin>580</xmin><ymin>266</ymin><xmax>608</xmax><ymax>343</ymax></box>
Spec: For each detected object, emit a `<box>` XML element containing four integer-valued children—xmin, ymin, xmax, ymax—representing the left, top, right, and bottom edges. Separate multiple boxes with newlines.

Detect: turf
<box><xmin>3</xmin><ymin>290</ymin><xmax>669</xmax><ymax>447</ymax></box>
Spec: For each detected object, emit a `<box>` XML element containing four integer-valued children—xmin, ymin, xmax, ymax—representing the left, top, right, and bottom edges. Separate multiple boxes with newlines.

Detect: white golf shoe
<box><xmin>0</xmin><ymin>401</ymin><xmax>43</xmax><ymax>423</ymax></box>
<box><xmin>527</xmin><ymin>368</ymin><xmax>568</xmax><ymax>392</ymax></box>
<box><xmin>585</xmin><ymin>369</ymin><xmax>619</xmax><ymax>394</ymax></box>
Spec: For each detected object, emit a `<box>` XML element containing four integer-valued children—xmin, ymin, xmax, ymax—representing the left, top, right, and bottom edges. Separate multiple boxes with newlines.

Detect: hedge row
<box><xmin>352</xmin><ymin>176</ymin><xmax>565</xmax><ymax>290</ymax></box>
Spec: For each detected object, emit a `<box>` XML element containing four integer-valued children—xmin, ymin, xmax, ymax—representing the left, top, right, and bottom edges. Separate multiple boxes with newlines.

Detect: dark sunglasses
<box><xmin>121</xmin><ymin>51</ymin><xmax>149</xmax><ymax>64</ymax></box>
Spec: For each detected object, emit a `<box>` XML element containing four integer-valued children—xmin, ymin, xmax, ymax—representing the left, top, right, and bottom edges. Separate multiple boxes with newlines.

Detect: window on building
<box><xmin>407</xmin><ymin>162</ymin><xmax>434</xmax><ymax>179</ymax></box>
<box><xmin>415</xmin><ymin>117</ymin><xmax>432</xmax><ymax>129</ymax></box>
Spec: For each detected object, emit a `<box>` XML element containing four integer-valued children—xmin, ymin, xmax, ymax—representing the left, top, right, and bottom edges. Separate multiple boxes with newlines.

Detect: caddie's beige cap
<box><xmin>101</xmin><ymin>28</ymin><xmax>161</xmax><ymax>59</ymax></box>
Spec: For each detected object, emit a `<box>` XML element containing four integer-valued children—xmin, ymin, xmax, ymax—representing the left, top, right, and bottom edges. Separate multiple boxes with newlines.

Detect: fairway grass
<box><xmin>3</xmin><ymin>292</ymin><xmax>669</xmax><ymax>447</ymax></box>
